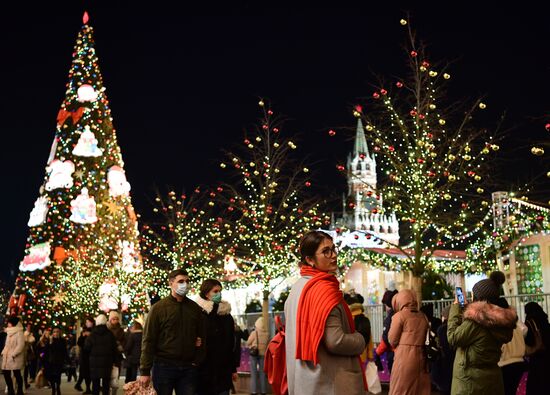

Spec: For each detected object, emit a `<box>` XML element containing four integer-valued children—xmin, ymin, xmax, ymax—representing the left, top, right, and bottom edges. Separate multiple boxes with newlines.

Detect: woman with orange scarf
<box><xmin>284</xmin><ymin>230</ymin><xmax>367</xmax><ymax>395</ymax></box>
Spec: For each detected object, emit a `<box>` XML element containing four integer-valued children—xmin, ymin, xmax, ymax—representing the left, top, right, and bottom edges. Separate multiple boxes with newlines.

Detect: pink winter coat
<box><xmin>1</xmin><ymin>323</ymin><xmax>25</xmax><ymax>370</ymax></box>
<box><xmin>388</xmin><ymin>289</ymin><xmax>431</xmax><ymax>395</ymax></box>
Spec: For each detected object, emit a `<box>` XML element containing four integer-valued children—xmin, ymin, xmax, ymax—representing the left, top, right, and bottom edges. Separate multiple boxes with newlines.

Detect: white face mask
<box><xmin>175</xmin><ymin>282</ymin><xmax>189</xmax><ymax>296</ymax></box>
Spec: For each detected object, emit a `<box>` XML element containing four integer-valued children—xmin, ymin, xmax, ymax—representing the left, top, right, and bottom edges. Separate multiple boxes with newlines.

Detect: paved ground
<box><xmin>1</xmin><ymin>375</ymin><xmax>436</xmax><ymax>394</ymax></box>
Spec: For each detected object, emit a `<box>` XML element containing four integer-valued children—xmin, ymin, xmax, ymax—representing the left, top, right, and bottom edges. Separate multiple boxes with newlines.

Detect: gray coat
<box><xmin>284</xmin><ymin>276</ymin><xmax>366</xmax><ymax>395</ymax></box>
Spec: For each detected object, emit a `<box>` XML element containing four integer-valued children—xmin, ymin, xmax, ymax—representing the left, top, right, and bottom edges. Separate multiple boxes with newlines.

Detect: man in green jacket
<box><xmin>139</xmin><ymin>269</ymin><xmax>206</xmax><ymax>395</ymax></box>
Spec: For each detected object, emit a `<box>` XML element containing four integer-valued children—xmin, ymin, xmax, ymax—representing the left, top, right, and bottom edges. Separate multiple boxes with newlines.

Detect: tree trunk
<box><xmin>262</xmin><ymin>289</ymin><xmax>270</xmax><ymax>334</ymax></box>
<box><xmin>410</xmin><ymin>274</ymin><xmax>423</xmax><ymax>305</ymax></box>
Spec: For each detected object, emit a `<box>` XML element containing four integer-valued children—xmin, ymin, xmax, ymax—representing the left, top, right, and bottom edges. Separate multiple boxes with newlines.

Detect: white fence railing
<box><xmin>234</xmin><ymin>293</ymin><xmax>550</xmax><ymax>345</ymax></box>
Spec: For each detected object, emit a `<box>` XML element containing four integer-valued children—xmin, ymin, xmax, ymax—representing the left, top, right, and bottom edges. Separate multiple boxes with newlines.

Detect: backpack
<box><xmin>424</xmin><ymin>322</ymin><xmax>440</xmax><ymax>362</ymax></box>
<box><xmin>264</xmin><ymin>315</ymin><xmax>288</xmax><ymax>395</ymax></box>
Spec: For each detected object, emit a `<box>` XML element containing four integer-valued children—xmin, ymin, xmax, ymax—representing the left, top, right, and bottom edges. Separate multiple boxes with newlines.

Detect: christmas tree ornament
<box><xmin>70</xmin><ymin>187</ymin><xmax>98</xmax><ymax>224</ymax></box>
<box><xmin>28</xmin><ymin>196</ymin><xmax>49</xmax><ymax>227</ymax></box>
<box><xmin>118</xmin><ymin>240</ymin><xmax>142</xmax><ymax>273</ymax></box>
<box><xmin>72</xmin><ymin>125</ymin><xmax>103</xmax><ymax>157</ymax></box>
<box><xmin>77</xmin><ymin>84</ymin><xmax>98</xmax><ymax>102</ymax></box>
<box><xmin>98</xmin><ymin>279</ymin><xmax>119</xmax><ymax>312</ymax></box>
<box><xmin>108</xmin><ymin>166</ymin><xmax>131</xmax><ymax>197</ymax></box>
<box><xmin>45</xmin><ymin>159</ymin><xmax>75</xmax><ymax>190</ymax></box>
<box><xmin>19</xmin><ymin>242</ymin><xmax>51</xmax><ymax>272</ymax></box>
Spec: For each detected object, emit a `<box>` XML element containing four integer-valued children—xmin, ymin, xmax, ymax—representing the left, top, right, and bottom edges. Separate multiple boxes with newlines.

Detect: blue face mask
<box><xmin>175</xmin><ymin>282</ymin><xmax>189</xmax><ymax>296</ymax></box>
<box><xmin>211</xmin><ymin>292</ymin><xmax>222</xmax><ymax>304</ymax></box>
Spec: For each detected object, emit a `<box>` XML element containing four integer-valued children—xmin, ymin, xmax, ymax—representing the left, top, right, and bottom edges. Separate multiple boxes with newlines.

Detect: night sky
<box><xmin>2</xmin><ymin>1</ymin><xmax>550</xmax><ymax>284</ymax></box>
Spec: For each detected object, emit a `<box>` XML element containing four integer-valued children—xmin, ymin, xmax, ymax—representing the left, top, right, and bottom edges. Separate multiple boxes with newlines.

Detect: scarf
<box><xmin>295</xmin><ymin>265</ymin><xmax>367</xmax><ymax>389</ymax></box>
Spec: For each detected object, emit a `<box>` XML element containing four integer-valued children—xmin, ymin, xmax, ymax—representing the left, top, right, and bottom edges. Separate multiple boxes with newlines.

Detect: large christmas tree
<box><xmin>13</xmin><ymin>12</ymin><xmax>151</xmax><ymax>328</ymax></box>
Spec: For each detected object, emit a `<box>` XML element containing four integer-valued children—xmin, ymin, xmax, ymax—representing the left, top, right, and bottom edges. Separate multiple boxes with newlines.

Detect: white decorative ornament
<box><xmin>45</xmin><ymin>159</ymin><xmax>75</xmax><ymax>190</ymax></box>
<box><xmin>77</xmin><ymin>84</ymin><xmax>98</xmax><ymax>102</ymax></box>
<box><xmin>70</xmin><ymin>188</ymin><xmax>98</xmax><ymax>224</ymax></box>
<box><xmin>98</xmin><ymin>280</ymin><xmax>119</xmax><ymax>312</ymax></box>
<box><xmin>28</xmin><ymin>196</ymin><xmax>49</xmax><ymax>227</ymax></box>
<box><xmin>19</xmin><ymin>242</ymin><xmax>51</xmax><ymax>272</ymax></box>
<box><xmin>118</xmin><ymin>240</ymin><xmax>142</xmax><ymax>273</ymax></box>
<box><xmin>120</xmin><ymin>293</ymin><xmax>131</xmax><ymax>312</ymax></box>
<box><xmin>108</xmin><ymin>166</ymin><xmax>131</xmax><ymax>197</ymax></box>
<box><xmin>72</xmin><ymin>125</ymin><xmax>103</xmax><ymax>157</ymax></box>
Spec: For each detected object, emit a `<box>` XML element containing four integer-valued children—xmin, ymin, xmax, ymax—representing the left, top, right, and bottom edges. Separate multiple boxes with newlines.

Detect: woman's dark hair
<box><xmin>199</xmin><ymin>279</ymin><xmax>222</xmax><ymax>299</ymax></box>
<box><xmin>525</xmin><ymin>301</ymin><xmax>548</xmax><ymax>325</ymax></box>
<box><xmin>298</xmin><ymin>230</ymin><xmax>333</xmax><ymax>266</ymax></box>
<box><xmin>7</xmin><ymin>316</ymin><xmax>19</xmax><ymax>327</ymax></box>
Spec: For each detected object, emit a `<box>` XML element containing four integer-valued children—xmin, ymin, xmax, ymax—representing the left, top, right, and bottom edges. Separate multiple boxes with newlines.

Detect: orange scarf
<box><xmin>295</xmin><ymin>265</ymin><xmax>367</xmax><ymax>389</ymax></box>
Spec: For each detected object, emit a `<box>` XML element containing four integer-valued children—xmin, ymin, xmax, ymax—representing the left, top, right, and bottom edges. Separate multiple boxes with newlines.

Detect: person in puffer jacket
<box><xmin>1</xmin><ymin>316</ymin><xmax>25</xmax><ymax>395</ymax></box>
<box><xmin>448</xmin><ymin>271</ymin><xmax>517</xmax><ymax>395</ymax></box>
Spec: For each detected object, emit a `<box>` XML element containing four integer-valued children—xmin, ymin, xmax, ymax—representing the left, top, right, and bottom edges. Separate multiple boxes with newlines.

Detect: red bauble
<box><xmin>372</xmin><ymin>92</ymin><xmax>380</xmax><ymax>99</ymax></box>
<box><xmin>328</xmin><ymin>129</ymin><xmax>336</xmax><ymax>136</ymax></box>
<box><xmin>396</xmin><ymin>81</ymin><xmax>403</xmax><ymax>88</ymax></box>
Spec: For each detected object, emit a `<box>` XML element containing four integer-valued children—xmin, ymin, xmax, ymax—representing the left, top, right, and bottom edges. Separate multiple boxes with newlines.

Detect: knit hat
<box><xmin>95</xmin><ymin>314</ymin><xmax>108</xmax><ymax>326</ymax></box>
<box><xmin>472</xmin><ymin>271</ymin><xmax>505</xmax><ymax>303</ymax></box>
<box><xmin>382</xmin><ymin>289</ymin><xmax>398</xmax><ymax>308</ymax></box>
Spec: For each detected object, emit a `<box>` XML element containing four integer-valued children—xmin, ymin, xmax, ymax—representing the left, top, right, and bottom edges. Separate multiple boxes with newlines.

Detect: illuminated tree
<box><xmin>342</xmin><ymin>19</ymin><xmax>500</xmax><ymax>297</ymax></box>
<box><xmin>214</xmin><ymin>101</ymin><xmax>329</xmax><ymax>323</ymax></box>
<box><xmin>140</xmin><ymin>187</ymin><xmax>227</xmax><ymax>292</ymax></box>
<box><xmin>14</xmin><ymin>12</ymin><xmax>152</xmax><ymax>328</ymax></box>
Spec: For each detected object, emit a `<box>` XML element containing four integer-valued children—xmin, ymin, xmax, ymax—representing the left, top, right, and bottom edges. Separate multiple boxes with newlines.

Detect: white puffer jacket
<box><xmin>1</xmin><ymin>323</ymin><xmax>25</xmax><ymax>370</ymax></box>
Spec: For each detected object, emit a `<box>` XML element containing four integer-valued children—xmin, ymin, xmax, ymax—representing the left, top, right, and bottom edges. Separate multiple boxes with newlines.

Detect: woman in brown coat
<box><xmin>388</xmin><ymin>289</ymin><xmax>430</xmax><ymax>395</ymax></box>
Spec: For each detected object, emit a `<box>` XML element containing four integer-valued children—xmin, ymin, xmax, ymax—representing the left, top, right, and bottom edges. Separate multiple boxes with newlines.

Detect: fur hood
<box><xmin>5</xmin><ymin>323</ymin><xmax>24</xmax><ymax>336</ymax></box>
<box><xmin>464</xmin><ymin>301</ymin><xmax>517</xmax><ymax>329</ymax></box>
<box><xmin>195</xmin><ymin>296</ymin><xmax>232</xmax><ymax>315</ymax></box>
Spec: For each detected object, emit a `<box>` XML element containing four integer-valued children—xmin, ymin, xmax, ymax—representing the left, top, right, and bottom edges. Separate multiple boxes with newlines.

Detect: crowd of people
<box><xmin>2</xmin><ymin>229</ymin><xmax>550</xmax><ymax>395</ymax></box>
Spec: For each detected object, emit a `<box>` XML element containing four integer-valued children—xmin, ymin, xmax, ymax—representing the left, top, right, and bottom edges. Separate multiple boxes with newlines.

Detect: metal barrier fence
<box><xmin>235</xmin><ymin>293</ymin><xmax>550</xmax><ymax>344</ymax></box>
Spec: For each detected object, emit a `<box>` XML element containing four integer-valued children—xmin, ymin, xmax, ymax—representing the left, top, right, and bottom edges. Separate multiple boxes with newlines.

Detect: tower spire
<box><xmin>353</xmin><ymin>117</ymin><xmax>369</xmax><ymax>158</ymax></box>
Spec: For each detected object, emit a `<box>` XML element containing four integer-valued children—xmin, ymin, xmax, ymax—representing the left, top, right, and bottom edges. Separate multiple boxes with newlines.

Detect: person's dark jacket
<box><xmin>140</xmin><ymin>295</ymin><xmax>206</xmax><ymax>376</ymax></box>
<box><xmin>195</xmin><ymin>297</ymin><xmax>236</xmax><ymax>395</ymax></box>
<box><xmin>382</xmin><ymin>308</ymin><xmax>395</xmax><ymax>346</ymax></box>
<box><xmin>232</xmin><ymin>326</ymin><xmax>248</xmax><ymax>369</ymax></box>
<box><xmin>108</xmin><ymin>322</ymin><xmax>125</xmax><ymax>367</ymax></box>
<box><xmin>124</xmin><ymin>330</ymin><xmax>142</xmax><ymax>366</ymax></box>
<box><xmin>45</xmin><ymin>337</ymin><xmax>67</xmax><ymax>376</ymax></box>
<box><xmin>85</xmin><ymin>325</ymin><xmax>118</xmax><ymax>379</ymax></box>
<box><xmin>431</xmin><ymin>321</ymin><xmax>455</xmax><ymax>393</ymax></box>
<box><xmin>524</xmin><ymin>302</ymin><xmax>550</xmax><ymax>394</ymax></box>
<box><xmin>77</xmin><ymin>332</ymin><xmax>91</xmax><ymax>377</ymax></box>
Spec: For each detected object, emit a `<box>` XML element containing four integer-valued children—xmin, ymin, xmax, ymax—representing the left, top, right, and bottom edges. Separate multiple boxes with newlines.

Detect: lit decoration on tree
<box><xmin>77</xmin><ymin>84</ymin><xmax>98</xmax><ymax>102</ymax></box>
<box><xmin>14</xmin><ymin>12</ymin><xmax>155</xmax><ymax>327</ymax></box>
<box><xmin>70</xmin><ymin>188</ymin><xmax>98</xmax><ymax>224</ymax></box>
<box><xmin>118</xmin><ymin>240</ymin><xmax>142</xmax><ymax>273</ymax></box>
<box><xmin>72</xmin><ymin>125</ymin><xmax>104</xmax><ymax>157</ymax></box>
<box><xmin>45</xmin><ymin>159</ymin><xmax>75</xmax><ymax>190</ymax></box>
<box><xmin>337</xmin><ymin>19</ymin><xmax>500</xmax><ymax>293</ymax></box>
<box><xmin>28</xmin><ymin>196</ymin><xmax>49</xmax><ymax>227</ymax></box>
<box><xmin>108</xmin><ymin>165</ymin><xmax>131</xmax><ymax>197</ymax></box>
<box><xmin>98</xmin><ymin>279</ymin><xmax>119</xmax><ymax>312</ymax></box>
<box><xmin>19</xmin><ymin>242</ymin><xmax>52</xmax><ymax>272</ymax></box>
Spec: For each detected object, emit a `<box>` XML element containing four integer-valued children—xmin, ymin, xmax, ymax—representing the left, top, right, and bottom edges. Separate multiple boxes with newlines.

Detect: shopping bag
<box><xmin>365</xmin><ymin>361</ymin><xmax>382</xmax><ymax>394</ymax></box>
<box><xmin>111</xmin><ymin>366</ymin><xmax>120</xmax><ymax>389</ymax></box>
<box><xmin>123</xmin><ymin>380</ymin><xmax>156</xmax><ymax>395</ymax></box>
<box><xmin>35</xmin><ymin>368</ymin><xmax>48</xmax><ymax>389</ymax></box>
